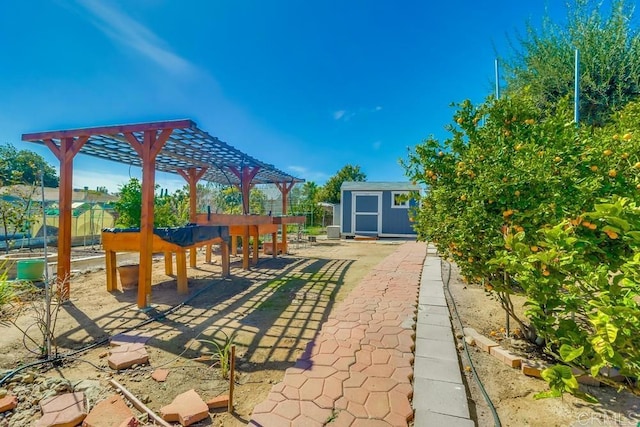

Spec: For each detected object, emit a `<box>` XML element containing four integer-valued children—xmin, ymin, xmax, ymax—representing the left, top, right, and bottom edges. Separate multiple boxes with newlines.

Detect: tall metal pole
<box><xmin>495</xmin><ymin>58</ymin><xmax>500</xmax><ymax>100</ymax></box>
<box><xmin>574</xmin><ymin>49</ymin><xmax>580</xmax><ymax>124</ymax></box>
<box><xmin>41</xmin><ymin>172</ymin><xmax>51</xmax><ymax>358</ymax></box>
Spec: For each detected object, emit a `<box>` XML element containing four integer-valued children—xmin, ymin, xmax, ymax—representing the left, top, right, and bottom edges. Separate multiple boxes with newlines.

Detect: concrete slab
<box><xmin>416</xmin><ymin>311</ymin><xmax>451</xmax><ymax>327</ymax></box>
<box><xmin>413</xmin><ymin>377</ymin><xmax>470</xmax><ymax>419</ymax></box>
<box><xmin>413</xmin><ymin>356</ymin><xmax>463</xmax><ymax>384</ymax></box>
<box><xmin>417</xmin><ymin>304</ymin><xmax>449</xmax><ymax>316</ymax></box>
<box><xmin>414</xmin><ymin>409</ymin><xmax>476</xmax><ymax>427</ymax></box>
<box><xmin>418</xmin><ymin>295</ymin><xmax>447</xmax><ymax>306</ymax></box>
<box><xmin>415</xmin><ymin>337</ymin><xmax>458</xmax><ymax>360</ymax></box>
<box><xmin>415</xmin><ymin>324</ymin><xmax>454</xmax><ymax>342</ymax></box>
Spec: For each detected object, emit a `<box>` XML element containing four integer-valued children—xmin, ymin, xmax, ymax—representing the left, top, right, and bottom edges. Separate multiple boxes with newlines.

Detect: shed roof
<box><xmin>22</xmin><ymin>119</ymin><xmax>304</xmax><ymax>186</ymax></box>
<box><xmin>341</xmin><ymin>181</ymin><xmax>421</xmax><ymax>191</ymax></box>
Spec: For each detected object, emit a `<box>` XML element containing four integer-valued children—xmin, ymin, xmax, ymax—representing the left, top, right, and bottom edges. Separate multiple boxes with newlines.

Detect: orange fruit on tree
<box><xmin>604</xmin><ymin>229</ymin><xmax>619</xmax><ymax>239</ymax></box>
<box><xmin>542</xmin><ymin>270</ymin><xmax>550</xmax><ymax>277</ymax></box>
<box><xmin>622</xmin><ymin>152</ymin><xmax>629</xmax><ymax>159</ymax></box>
<box><xmin>635</xmin><ymin>162</ymin><xmax>640</xmax><ymax>169</ymax></box>
<box><xmin>591</xmin><ymin>165</ymin><xmax>598</xmax><ymax>172</ymax></box>
<box><xmin>554</xmin><ymin>156</ymin><xmax>562</xmax><ymax>162</ymax></box>
<box><xmin>514</xmin><ymin>190</ymin><xmax>521</xmax><ymax>197</ymax></box>
<box><xmin>603</xmin><ymin>149</ymin><xmax>613</xmax><ymax>156</ymax></box>
<box><xmin>623</xmin><ymin>133</ymin><xmax>632</xmax><ymax>141</ymax></box>
<box><xmin>608</xmin><ymin>169</ymin><xmax>617</xmax><ymax>178</ymax></box>
<box><xmin>531</xmin><ymin>245</ymin><xmax>539</xmax><ymax>252</ymax></box>
<box><xmin>613</xmin><ymin>134</ymin><xmax>620</xmax><ymax>140</ymax></box>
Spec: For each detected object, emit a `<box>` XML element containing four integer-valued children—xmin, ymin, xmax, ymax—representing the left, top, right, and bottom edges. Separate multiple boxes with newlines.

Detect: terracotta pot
<box><xmin>118</xmin><ymin>264</ymin><xmax>139</xmax><ymax>290</ymax></box>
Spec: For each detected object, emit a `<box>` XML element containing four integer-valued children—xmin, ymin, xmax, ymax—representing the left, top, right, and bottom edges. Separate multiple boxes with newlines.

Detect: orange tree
<box><xmin>403</xmin><ymin>95</ymin><xmax>640</xmax><ymax>339</ymax></box>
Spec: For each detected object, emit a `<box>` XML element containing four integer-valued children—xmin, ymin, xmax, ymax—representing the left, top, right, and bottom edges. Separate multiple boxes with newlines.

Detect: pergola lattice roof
<box><xmin>22</xmin><ymin>119</ymin><xmax>304</xmax><ymax>186</ymax></box>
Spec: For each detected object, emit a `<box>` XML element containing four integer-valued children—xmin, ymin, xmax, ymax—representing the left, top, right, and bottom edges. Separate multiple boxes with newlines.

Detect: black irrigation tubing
<box><xmin>441</xmin><ymin>257</ymin><xmax>502</xmax><ymax>427</ymax></box>
<box><xmin>0</xmin><ymin>271</ymin><xmax>231</xmax><ymax>387</ymax></box>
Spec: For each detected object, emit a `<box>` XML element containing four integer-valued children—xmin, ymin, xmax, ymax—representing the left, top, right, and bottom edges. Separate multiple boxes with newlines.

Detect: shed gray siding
<box><xmin>340</xmin><ymin>182</ymin><xmax>418</xmax><ymax>237</ymax></box>
<box><xmin>380</xmin><ymin>191</ymin><xmax>415</xmax><ymax>235</ymax></box>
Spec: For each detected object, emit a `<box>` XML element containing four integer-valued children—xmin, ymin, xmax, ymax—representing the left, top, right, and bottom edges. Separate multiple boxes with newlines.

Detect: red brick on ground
<box><xmin>36</xmin><ymin>392</ymin><xmax>87</xmax><ymax>427</ymax></box>
<box><xmin>0</xmin><ymin>394</ymin><xmax>18</xmax><ymax>412</ymax></box>
<box><xmin>151</xmin><ymin>368</ymin><xmax>170</xmax><ymax>382</ymax></box>
<box><xmin>206</xmin><ymin>395</ymin><xmax>229</xmax><ymax>409</ymax></box>
<box><xmin>160</xmin><ymin>389</ymin><xmax>209</xmax><ymax>426</ymax></box>
<box><xmin>108</xmin><ymin>342</ymin><xmax>149</xmax><ymax>370</ymax></box>
<box><xmin>82</xmin><ymin>394</ymin><xmax>138</xmax><ymax>427</ymax></box>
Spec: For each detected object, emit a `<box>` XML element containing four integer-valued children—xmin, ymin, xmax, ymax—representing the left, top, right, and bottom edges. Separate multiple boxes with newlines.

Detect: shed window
<box><xmin>392</xmin><ymin>191</ymin><xmax>409</xmax><ymax>208</ymax></box>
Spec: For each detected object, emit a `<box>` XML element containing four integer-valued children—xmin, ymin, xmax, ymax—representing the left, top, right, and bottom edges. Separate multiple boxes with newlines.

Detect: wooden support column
<box><xmin>275</xmin><ymin>181</ymin><xmax>296</xmax><ymax>254</ymax></box>
<box><xmin>252</xmin><ymin>227</ymin><xmax>259</xmax><ymax>265</ymax></box>
<box><xmin>271</xmin><ymin>232</ymin><xmax>277</xmax><ymax>258</ymax></box>
<box><xmin>221</xmin><ymin>241</ymin><xmax>230</xmax><ymax>277</ymax></box>
<box><xmin>43</xmin><ymin>136</ymin><xmax>88</xmax><ymax>297</ymax></box>
<box><xmin>229</xmin><ymin>165</ymin><xmax>260</xmax><ymax>270</ymax></box>
<box><xmin>125</xmin><ymin>129</ymin><xmax>173</xmax><ymax>308</ymax></box>
<box><xmin>177</xmin><ymin>167</ymin><xmax>208</xmax><ymax>267</ymax></box>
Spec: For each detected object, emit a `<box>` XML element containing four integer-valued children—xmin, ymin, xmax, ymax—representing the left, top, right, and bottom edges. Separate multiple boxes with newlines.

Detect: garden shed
<box><xmin>340</xmin><ymin>181</ymin><xmax>419</xmax><ymax>238</ymax></box>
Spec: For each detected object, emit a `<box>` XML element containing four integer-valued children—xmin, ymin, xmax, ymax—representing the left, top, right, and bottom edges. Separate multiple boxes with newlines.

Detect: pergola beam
<box><xmin>275</xmin><ymin>181</ymin><xmax>296</xmax><ymax>254</ymax></box>
<box><xmin>177</xmin><ymin>167</ymin><xmax>208</xmax><ymax>267</ymax></box>
<box><xmin>44</xmin><ymin>136</ymin><xmax>88</xmax><ymax>296</ymax></box>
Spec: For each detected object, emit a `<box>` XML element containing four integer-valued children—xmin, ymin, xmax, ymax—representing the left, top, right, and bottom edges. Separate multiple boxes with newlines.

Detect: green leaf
<box><xmin>533</xmin><ymin>389</ymin><xmax>562</xmax><ymax>400</ymax></box>
<box><xmin>559</xmin><ymin>344</ymin><xmax>584</xmax><ymax>362</ymax></box>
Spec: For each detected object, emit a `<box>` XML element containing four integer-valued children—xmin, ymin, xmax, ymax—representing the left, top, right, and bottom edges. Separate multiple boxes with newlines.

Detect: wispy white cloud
<box><xmin>75</xmin><ymin>0</ymin><xmax>196</xmax><ymax>76</ymax></box>
<box><xmin>287</xmin><ymin>165</ymin><xmax>328</xmax><ymax>183</ymax></box>
<box><xmin>372</xmin><ymin>140</ymin><xmax>382</xmax><ymax>150</ymax></box>
<box><xmin>333</xmin><ymin>110</ymin><xmax>346</xmax><ymax>120</ymax></box>
<box><xmin>333</xmin><ymin>105</ymin><xmax>382</xmax><ymax>122</ymax></box>
<box><xmin>288</xmin><ymin>165</ymin><xmax>308</xmax><ymax>175</ymax></box>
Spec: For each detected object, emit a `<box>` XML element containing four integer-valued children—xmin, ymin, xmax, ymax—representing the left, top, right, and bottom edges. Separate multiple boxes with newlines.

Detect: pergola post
<box><xmin>177</xmin><ymin>167</ymin><xmax>208</xmax><ymax>267</ymax></box>
<box><xmin>275</xmin><ymin>181</ymin><xmax>296</xmax><ymax>254</ymax></box>
<box><xmin>43</xmin><ymin>136</ymin><xmax>88</xmax><ymax>297</ymax></box>
<box><xmin>229</xmin><ymin>165</ymin><xmax>260</xmax><ymax>269</ymax></box>
<box><xmin>125</xmin><ymin>129</ymin><xmax>173</xmax><ymax>308</ymax></box>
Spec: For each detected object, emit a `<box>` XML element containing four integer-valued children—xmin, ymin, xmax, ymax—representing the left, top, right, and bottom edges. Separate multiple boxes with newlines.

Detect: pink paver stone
<box><xmin>82</xmin><ymin>394</ymin><xmax>138</xmax><ymax>427</ymax></box>
<box><xmin>110</xmin><ymin>331</ymin><xmax>153</xmax><ymax>346</ymax></box>
<box><xmin>36</xmin><ymin>392</ymin><xmax>87</xmax><ymax>427</ymax></box>
<box><xmin>249</xmin><ymin>242</ymin><xmax>427</xmax><ymax>427</ymax></box>
<box><xmin>160</xmin><ymin>389</ymin><xmax>209</xmax><ymax>426</ymax></box>
<box><xmin>0</xmin><ymin>394</ymin><xmax>18</xmax><ymax>413</ymax></box>
<box><xmin>108</xmin><ymin>342</ymin><xmax>149</xmax><ymax>370</ymax></box>
<box><xmin>151</xmin><ymin>368</ymin><xmax>170</xmax><ymax>382</ymax></box>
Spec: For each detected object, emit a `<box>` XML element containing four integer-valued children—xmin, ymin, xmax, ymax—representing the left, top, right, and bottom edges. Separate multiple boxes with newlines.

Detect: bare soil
<box><xmin>0</xmin><ymin>241</ymin><xmax>638</xmax><ymax>426</ymax></box>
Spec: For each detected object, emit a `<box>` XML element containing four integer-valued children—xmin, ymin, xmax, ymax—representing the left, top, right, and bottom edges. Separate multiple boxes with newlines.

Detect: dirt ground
<box><xmin>0</xmin><ymin>240</ymin><xmax>638</xmax><ymax>426</ymax></box>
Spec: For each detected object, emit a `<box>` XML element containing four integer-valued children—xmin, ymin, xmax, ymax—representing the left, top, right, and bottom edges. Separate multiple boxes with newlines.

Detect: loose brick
<box><xmin>151</xmin><ymin>368</ymin><xmax>170</xmax><ymax>382</ymax></box>
<box><xmin>83</xmin><ymin>395</ymin><xmax>137</xmax><ymax>427</ymax></box>
<box><xmin>108</xmin><ymin>343</ymin><xmax>149</xmax><ymax>370</ymax></box>
<box><xmin>206</xmin><ymin>395</ymin><xmax>229</xmax><ymax>409</ymax></box>
<box><xmin>472</xmin><ymin>334</ymin><xmax>499</xmax><ymax>353</ymax></box>
<box><xmin>489</xmin><ymin>346</ymin><xmax>521</xmax><ymax>368</ymax></box>
<box><xmin>0</xmin><ymin>394</ymin><xmax>17</xmax><ymax>412</ymax></box>
<box><xmin>521</xmin><ymin>359</ymin><xmax>547</xmax><ymax>378</ymax></box>
<box><xmin>37</xmin><ymin>392</ymin><xmax>87</xmax><ymax>427</ymax></box>
<box><xmin>160</xmin><ymin>389</ymin><xmax>209</xmax><ymax>426</ymax></box>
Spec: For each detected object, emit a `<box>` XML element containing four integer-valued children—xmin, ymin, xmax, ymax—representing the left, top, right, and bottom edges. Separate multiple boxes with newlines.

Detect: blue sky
<box><xmin>1</xmin><ymin>1</ymin><xmax>569</xmax><ymax>193</ymax></box>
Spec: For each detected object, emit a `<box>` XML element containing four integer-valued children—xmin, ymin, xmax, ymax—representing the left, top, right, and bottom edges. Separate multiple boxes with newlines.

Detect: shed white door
<box><xmin>352</xmin><ymin>192</ymin><xmax>382</xmax><ymax>235</ymax></box>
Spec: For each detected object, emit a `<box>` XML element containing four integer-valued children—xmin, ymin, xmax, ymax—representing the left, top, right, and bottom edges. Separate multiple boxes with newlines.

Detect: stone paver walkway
<box><xmin>251</xmin><ymin>241</ymin><xmax>426</xmax><ymax>426</ymax></box>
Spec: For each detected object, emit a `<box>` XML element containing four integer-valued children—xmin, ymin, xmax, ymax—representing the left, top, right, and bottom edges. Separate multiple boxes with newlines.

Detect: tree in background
<box><xmin>300</xmin><ymin>182</ymin><xmax>322</xmax><ymax>225</ymax></box>
<box><xmin>319</xmin><ymin>164</ymin><xmax>366</xmax><ymax>204</ymax></box>
<box><xmin>210</xmin><ymin>186</ymin><xmax>267</xmax><ymax>214</ymax></box>
<box><xmin>114</xmin><ymin>178</ymin><xmax>186</xmax><ymax>227</ymax></box>
<box><xmin>0</xmin><ymin>144</ymin><xmax>59</xmax><ymax>187</ymax></box>
<box><xmin>504</xmin><ymin>0</ymin><xmax>640</xmax><ymax>126</ymax></box>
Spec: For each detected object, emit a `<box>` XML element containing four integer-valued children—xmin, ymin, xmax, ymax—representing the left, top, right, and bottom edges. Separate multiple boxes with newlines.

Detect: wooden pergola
<box><xmin>22</xmin><ymin>119</ymin><xmax>304</xmax><ymax>309</ymax></box>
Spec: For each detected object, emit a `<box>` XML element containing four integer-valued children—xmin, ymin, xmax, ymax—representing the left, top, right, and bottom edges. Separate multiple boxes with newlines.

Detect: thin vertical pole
<box><xmin>574</xmin><ymin>49</ymin><xmax>580</xmax><ymax>124</ymax></box>
<box><xmin>495</xmin><ymin>59</ymin><xmax>500</xmax><ymax>100</ymax></box>
<box><xmin>228</xmin><ymin>344</ymin><xmax>236</xmax><ymax>413</ymax></box>
<box><xmin>41</xmin><ymin>172</ymin><xmax>51</xmax><ymax>358</ymax></box>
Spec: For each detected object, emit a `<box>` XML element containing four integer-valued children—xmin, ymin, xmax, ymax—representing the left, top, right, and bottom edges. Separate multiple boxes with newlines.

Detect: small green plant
<box><xmin>198</xmin><ymin>330</ymin><xmax>237</xmax><ymax>379</ymax></box>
